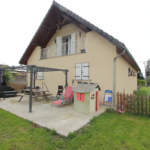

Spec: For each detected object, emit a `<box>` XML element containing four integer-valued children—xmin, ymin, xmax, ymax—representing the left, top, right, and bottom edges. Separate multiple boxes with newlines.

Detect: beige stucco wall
<box><xmin>27</xmin><ymin>23</ymin><xmax>137</xmax><ymax>106</ymax></box>
<box><xmin>116</xmin><ymin>56</ymin><xmax>137</xmax><ymax>95</ymax></box>
<box><xmin>46</xmin><ymin>23</ymin><xmax>86</xmax><ymax>47</ymax></box>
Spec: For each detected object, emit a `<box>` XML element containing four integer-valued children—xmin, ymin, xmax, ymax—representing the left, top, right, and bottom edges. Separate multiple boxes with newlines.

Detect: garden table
<box><xmin>17</xmin><ymin>89</ymin><xmax>52</xmax><ymax>102</ymax></box>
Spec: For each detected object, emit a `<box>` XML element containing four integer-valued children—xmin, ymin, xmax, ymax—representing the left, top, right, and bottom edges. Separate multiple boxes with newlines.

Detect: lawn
<box><xmin>134</xmin><ymin>87</ymin><xmax>150</xmax><ymax>96</ymax></box>
<box><xmin>1</xmin><ymin>109</ymin><xmax>150</xmax><ymax>150</ymax></box>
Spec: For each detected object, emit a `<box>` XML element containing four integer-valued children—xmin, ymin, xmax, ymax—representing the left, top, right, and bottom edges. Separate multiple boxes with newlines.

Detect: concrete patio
<box><xmin>0</xmin><ymin>97</ymin><xmax>106</xmax><ymax>136</ymax></box>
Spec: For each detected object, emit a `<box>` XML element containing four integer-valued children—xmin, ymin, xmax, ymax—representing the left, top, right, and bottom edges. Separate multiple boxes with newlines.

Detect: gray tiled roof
<box><xmin>53</xmin><ymin>1</ymin><xmax>140</xmax><ymax>71</ymax></box>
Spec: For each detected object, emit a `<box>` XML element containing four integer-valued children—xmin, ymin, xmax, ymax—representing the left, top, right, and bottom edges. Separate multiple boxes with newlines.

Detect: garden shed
<box><xmin>73</xmin><ymin>82</ymin><xmax>101</xmax><ymax>114</ymax></box>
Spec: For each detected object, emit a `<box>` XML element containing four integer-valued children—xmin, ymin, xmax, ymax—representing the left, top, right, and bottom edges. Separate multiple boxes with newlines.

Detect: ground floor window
<box><xmin>75</xmin><ymin>62</ymin><xmax>89</xmax><ymax>80</ymax></box>
<box><xmin>36</xmin><ymin>72</ymin><xmax>44</xmax><ymax>80</ymax></box>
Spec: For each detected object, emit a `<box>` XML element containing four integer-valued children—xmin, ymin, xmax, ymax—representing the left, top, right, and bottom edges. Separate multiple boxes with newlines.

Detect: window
<box><xmin>75</xmin><ymin>63</ymin><xmax>89</xmax><ymax>80</ymax></box>
<box><xmin>36</xmin><ymin>72</ymin><xmax>44</xmax><ymax>80</ymax></box>
<box><xmin>56</xmin><ymin>33</ymin><xmax>76</xmax><ymax>56</ymax></box>
<box><xmin>62</xmin><ymin>35</ymin><xmax>71</xmax><ymax>55</ymax></box>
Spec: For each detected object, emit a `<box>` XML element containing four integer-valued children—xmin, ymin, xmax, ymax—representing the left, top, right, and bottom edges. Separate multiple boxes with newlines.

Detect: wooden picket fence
<box><xmin>8</xmin><ymin>83</ymin><xmax>26</xmax><ymax>93</ymax></box>
<box><xmin>117</xmin><ymin>92</ymin><xmax>150</xmax><ymax>115</ymax></box>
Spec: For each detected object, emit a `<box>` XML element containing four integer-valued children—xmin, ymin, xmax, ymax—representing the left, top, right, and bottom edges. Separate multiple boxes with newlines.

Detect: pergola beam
<box><xmin>2</xmin><ymin>65</ymin><xmax>68</xmax><ymax>73</ymax></box>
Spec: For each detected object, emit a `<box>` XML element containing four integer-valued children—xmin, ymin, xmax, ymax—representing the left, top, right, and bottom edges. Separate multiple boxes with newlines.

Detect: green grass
<box><xmin>1</xmin><ymin>109</ymin><xmax>150</xmax><ymax>149</ymax></box>
<box><xmin>134</xmin><ymin>87</ymin><xmax>150</xmax><ymax>96</ymax></box>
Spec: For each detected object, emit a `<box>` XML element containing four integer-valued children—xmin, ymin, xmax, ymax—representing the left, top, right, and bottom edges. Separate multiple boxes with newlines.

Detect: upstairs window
<box><xmin>56</xmin><ymin>33</ymin><xmax>76</xmax><ymax>56</ymax></box>
<box><xmin>62</xmin><ymin>35</ymin><xmax>71</xmax><ymax>55</ymax></box>
<box><xmin>75</xmin><ymin>63</ymin><xmax>89</xmax><ymax>80</ymax></box>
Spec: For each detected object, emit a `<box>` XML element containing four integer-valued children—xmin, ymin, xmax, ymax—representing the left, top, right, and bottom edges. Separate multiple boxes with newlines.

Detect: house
<box><xmin>19</xmin><ymin>1</ymin><xmax>140</xmax><ymax>107</ymax></box>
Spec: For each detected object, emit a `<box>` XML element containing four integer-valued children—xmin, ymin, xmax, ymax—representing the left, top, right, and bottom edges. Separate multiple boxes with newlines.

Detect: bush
<box><xmin>137</xmin><ymin>79</ymin><xmax>145</xmax><ymax>86</ymax></box>
<box><xmin>147</xmin><ymin>77</ymin><xmax>150</xmax><ymax>86</ymax></box>
<box><xmin>51</xmin><ymin>129</ymin><xmax>57</xmax><ymax>135</ymax></box>
<box><xmin>134</xmin><ymin>87</ymin><xmax>149</xmax><ymax>96</ymax></box>
<box><xmin>2</xmin><ymin>71</ymin><xmax>13</xmax><ymax>85</ymax></box>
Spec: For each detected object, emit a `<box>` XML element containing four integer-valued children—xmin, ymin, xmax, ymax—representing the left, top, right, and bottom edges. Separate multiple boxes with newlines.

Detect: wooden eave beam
<box><xmin>61</xmin><ymin>13</ymin><xmax>91</xmax><ymax>33</ymax></box>
<box><xmin>72</xmin><ymin>21</ymin><xmax>90</xmax><ymax>33</ymax></box>
<box><xmin>61</xmin><ymin>13</ymin><xmax>72</xmax><ymax>21</ymax></box>
<box><xmin>41</xmin><ymin>20</ymin><xmax>72</xmax><ymax>31</ymax></box>
<box><xmin>32</xmin><ymin>43</ymin><xmax>45</xmax><ymax>48</ymax></box>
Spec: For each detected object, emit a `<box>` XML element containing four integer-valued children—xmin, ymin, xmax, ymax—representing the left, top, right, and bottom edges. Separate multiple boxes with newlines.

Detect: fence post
<box><xmin>134</xmin><ymin>95</ymin><xmax>136</xmax><ymax>113</ymax></box>
<box><xmin>138</xmin><ymin>95</ymin><xmax>140</xmax><ymax>113</ymax></box>
<box><xmin>141</xmin><ymin>95</ymin><xmax>143</xmax><ymax>114</ymax></box>
<box><xmin>123</xmin><ymin>93</ymin><xmax>126</xmax><ymax>112</ymax></box>
<box><xmin>145</xmin><ymin>96</ymin><xmax>147</xmax><ymax>115</ymax></box>
<box><xmin>127</xmin><ymin>94</ymin><xmax>129</xmax><ymax>112</ymax></box>
<box><xmin>130</xmin><ymin>94</ymin><xmax>132</xmax><ymax>112</ymax></box>
<box><xmin>117</xmin><ymin>92</ymin><xmax>119</xmax><ymax>110</ymax></box>
<box><xmin>120</xmin><ymin>93</ymin><xmax>122</xmax><ymax>111</ymax></box>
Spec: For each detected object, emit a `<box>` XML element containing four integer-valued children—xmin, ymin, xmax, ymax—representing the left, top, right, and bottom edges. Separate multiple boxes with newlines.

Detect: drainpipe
<box><xmin>113</xmin><ymin>46</ymin><xmax>126</xmax><ymax>109</ymax></box>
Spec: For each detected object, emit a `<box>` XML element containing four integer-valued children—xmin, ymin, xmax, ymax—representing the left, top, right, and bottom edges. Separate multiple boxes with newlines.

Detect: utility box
<box><xmin>73</xmin><ymin>82</ymin><xmax>101</xmax><ymax>114</ymax></box>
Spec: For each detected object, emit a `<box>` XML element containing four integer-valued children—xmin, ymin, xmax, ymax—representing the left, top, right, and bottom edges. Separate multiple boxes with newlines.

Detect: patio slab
<box><xmin>0</xmin><ymin>97</ymin><xmax>106</xmax><ymax>136</ymax></box>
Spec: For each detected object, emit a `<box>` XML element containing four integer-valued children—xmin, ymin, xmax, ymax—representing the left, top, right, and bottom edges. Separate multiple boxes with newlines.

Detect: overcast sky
<box><xmin>0</xmin><ymin>0</ymin><xmax>150</xmax><ymax>75</ymax></box>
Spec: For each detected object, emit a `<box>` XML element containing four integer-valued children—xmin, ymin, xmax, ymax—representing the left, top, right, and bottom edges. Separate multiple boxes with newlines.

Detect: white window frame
<box><xmin>36</xmin><ymin>72</ymin><xmax>44</xmax><ymax>80</ymax></box>
<box><xmin>75</xmin><ymin>62</ymin><xmax>89</xmax><ymax>81</ymax></box>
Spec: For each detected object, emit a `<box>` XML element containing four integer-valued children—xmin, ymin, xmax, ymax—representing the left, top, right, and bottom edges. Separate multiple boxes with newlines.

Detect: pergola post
<box><xmin>34</xmin><ymin>72</ymin><xmax>35</xmax><ymax>88</ymax></box>
<box><xmin>29</xmin><ymin>65</ymin><xmax>35</xmax><ymax>113</ymax></box>
<box><xmin>65</xmin><ymin>71</ymin><xmax>68</xmax><ymax>89</ymax></box>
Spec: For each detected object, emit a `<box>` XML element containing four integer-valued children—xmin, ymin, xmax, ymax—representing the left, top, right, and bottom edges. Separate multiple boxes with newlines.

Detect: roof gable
<box><xmin>19</xmin><ymin>1</ymin><xmax>140</xmax><ymax>71</ymax></box>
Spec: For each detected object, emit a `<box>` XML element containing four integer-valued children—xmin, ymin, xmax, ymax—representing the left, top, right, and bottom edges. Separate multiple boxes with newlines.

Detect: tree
<box><xmin>147</xmin><ymin>77</ymin><xmax>150</xmax><ymax>86</ymax></box>
<box><xmin>146</xmin><ymin>59</ymin><xmax>150</xmax><ymax>78</ymax></box>
<box><xmin>137</xmin><ymin>79</ymin><xmax>145</xmax><ymax>85</ymax></box>
<box><xmin>1</xmin><ymin>66</ymin><xmax>14</xmax><ymax>85</ymax></box>
<box><xmin>137</xmin><ymin>72</ymin><xmax>144</xmax><ymax>79</ymax></box>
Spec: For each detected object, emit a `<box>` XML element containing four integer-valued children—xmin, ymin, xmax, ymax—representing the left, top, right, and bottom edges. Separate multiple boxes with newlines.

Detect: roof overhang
<box><xmin>117</xmin><ymin>47</ymin><xmax>140</xmax><ymax>71</ymax></box>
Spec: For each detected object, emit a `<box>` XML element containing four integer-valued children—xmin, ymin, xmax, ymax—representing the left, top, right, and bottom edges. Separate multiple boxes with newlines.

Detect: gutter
<box><xmin>112</xmin><ymin>46</ymin><xmax>126</xmax><ymax>109</ymax></box>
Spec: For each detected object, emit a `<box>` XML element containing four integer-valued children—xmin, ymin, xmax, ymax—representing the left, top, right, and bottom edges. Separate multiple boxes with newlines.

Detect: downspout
<box><xmin>113</xmin><ymin>46</ymin><xmax>126</xmax><ymax>109</ymax></box>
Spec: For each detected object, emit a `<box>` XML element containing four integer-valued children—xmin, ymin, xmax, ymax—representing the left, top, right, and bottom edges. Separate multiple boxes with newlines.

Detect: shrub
<box><xmin>51</xmin><ymin>129</ymin><xmax>57</xmax><ymax>135</ymax></box>
<box><xmin>2</xmin><ymin>71</ymin><xmax>13</xmax><ymax>85</ymax></box>
<box><xmin>137</xmin><ymin>79</ymin><xmax>145</xmax><ymax>86</ymax></box>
